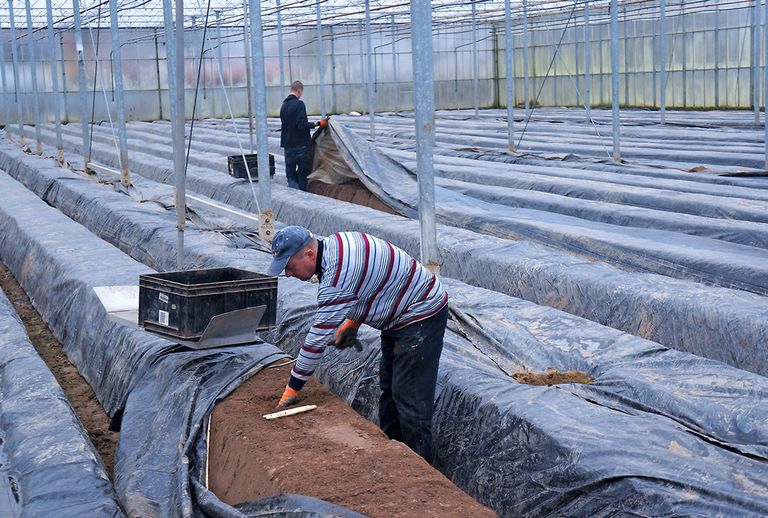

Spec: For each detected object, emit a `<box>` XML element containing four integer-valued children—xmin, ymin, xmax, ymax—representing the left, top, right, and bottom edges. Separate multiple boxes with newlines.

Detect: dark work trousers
<box><xmin>378</xmin><ymin>304</ymin><xmax>449</xmax><ymax>463</ymax></box>
<box><xmin>284</xmin><ymin>145</ymin><xmax>311</xmax><ymax>191</ymax></box>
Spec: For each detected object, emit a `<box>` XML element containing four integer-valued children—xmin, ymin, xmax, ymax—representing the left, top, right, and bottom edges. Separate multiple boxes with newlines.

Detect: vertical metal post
<box><xmin>60</xmin><ymin>32</ymin><xmax>69</xmax><ymax>121</ymax></box>
<box><xmin>391</xmin><ymin>14</ymin><xmax>399</xmax><ymax>112</ymax></box>
<box><xmin>173</xmin><ymin>0</ymin><xmax>186</xmax><ymax>268</ymax></box>
<box><xmin>23</xmin><ymin>0</ymin><xmax>43</xmax><ymax>154</ymax></box>
<box><xmin>8</xmin><ymin>1</ymin><xmax>24</xmax><ymax>143</ymax></box>
<box><xmin>45</xmin><ymin>0</ymin><xmax>64</xmax><ymax>162</ymax></box>
<box><xmin>610</xmin><ymin>0</ymin><xmax>620</xmax><ymax>161</ymax></box>
<box><xmin>72</xmin><ymin>0</ymin><xmax>90</xmax><ymax>167</ymax></box>
<box><xmin>109</xmin><ymin>0</ymin><xmax>130</xmax><ymax>186</ymax></box>
<box><xmin>0</xmin><ymin>21</ymin><xmax>9</xmax><ymax>133</ymax></box>
<box><xmin>359</xmin><ymin>21</ymin><xmax>366</xmax><ymax>114</ymax></box>
<box><xmin>764</xmin><ymin>0</ymin><xmax>768</xmax><ymax>168</ymax></box>
<box><xmin>681</xmin><ymin>2</ymin><xmax>687</xmax><ymax>108</ymax></box>
<box><xmin>471</xmin><ymin>0</ymin><xmax>479</xmax><ymax>117</ymax></box>
<box><xmin>276</xmin><ymin>0</ymin><xmax>285</xmax><ymax>97</ymax></box>
<box><xmin>551</xmin><ymin>27</ymin><xmax>558</xmax><ymax>106</ymax></box>
<box><xmin>316</xmin><ymin>0</ymin><xmax>325</xmax><ymax>118</ymax></box>
<box><xmin>622</xmin><ymin>3</ymin><xmax>628</xmax><ymax>106</ymax></box>
<box><xmin>0</xmin><ymin>20</ymin><xmax>7</xmax><ymax>130</ymax></box>
<box><xmin>715</xmin><ymin>3</ymin><xmax>720</xmax><ymax>107</ymax></box>
<box><xmin>584</xmin><ymin>0</ymin><xmax>591</xmax><ymax>119</ymax></box>
<box><xmin>365</xmin><ymin>0</ymin><xmax>375</xmax><ymax>139</ymax></box>
<box><xmin>504</xmin><ymin>0</ymin><xmax>515</xmax><ymax>152</ymax></box>
<box><xmin>523</xmin><ymin>0</ymin><xmax>530</xmax><ymax>118</ymax></box>
<box><xmin>659</xmin><ymin>0</ymin><xmax>666</xmax><ymax>124</ymax></box>
<box><xmin>154</xmin><ymin>34</ymin><xmax>163</xmax><ymax>119</ymax></box>
<box><xmin>249</xmin><ymin>0</ymin><xmax>273</xmax><ymax>242</ymax></box>
<box><xmin>190</xmin><ymin>15</ymin><xmax>197</xmax><ymax>116</ymax></box>
<box><xmin>754</xmin><ymin>0</ymin><xmax>761</xmax><ymax>123</ymax></box>
<box><xmin>162</xmin><ymin>0</ymin><xmax>177</xmax><ymax>123</ymax></box>
<box><xmin>410</xmin><ymin>0</ymin><xmax>439</xmax><ymax>274</ymax></box>
<box><xmin>242</xmin><ymin>2</ymin><xmax>254</xmax><ymax>152</ymax></box>
<box><xmin>330</xmin><ymin>25</ymin><xmax>337</xmax><ymax>113</ymax></box>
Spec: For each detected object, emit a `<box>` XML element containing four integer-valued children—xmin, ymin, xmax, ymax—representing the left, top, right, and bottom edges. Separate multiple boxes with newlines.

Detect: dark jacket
<box><xmin>280</xmin><ymin>94</ymin><xmax>314</xmax><ymax>148</ymax></box>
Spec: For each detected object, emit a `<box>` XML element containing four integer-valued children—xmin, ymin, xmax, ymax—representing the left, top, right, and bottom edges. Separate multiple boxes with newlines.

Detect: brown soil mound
<box><xmin>308</xmin><ymin>179</ymin><xmax>398</xmax><ymax>215</ymax></box>
<box><xmin>513</xmin><ymin>367</ymin><xmax>594</xmax><ymax>386</ymax></box>
<box><xmin>208</xmin><ymin>364</ymin><xmax>496</xmax><ymax>518</ymax></box>
<box><xmin>0</xmin><ymin>262</ymin><xmax>118</xmax><ymax>477</ymax></box>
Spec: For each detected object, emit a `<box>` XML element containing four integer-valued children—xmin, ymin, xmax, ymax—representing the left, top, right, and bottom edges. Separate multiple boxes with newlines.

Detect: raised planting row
<box><xmin>2</xmin><ymin>140</ymin><xmax>767</xmax><ymax>516</ymax></box>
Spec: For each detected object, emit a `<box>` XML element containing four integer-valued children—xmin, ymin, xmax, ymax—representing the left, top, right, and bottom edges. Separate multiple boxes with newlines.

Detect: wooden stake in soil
<box><xmin>263</xmin><ymin>405</ymin><xmax>318</xmax><ymax>420</ymax></box>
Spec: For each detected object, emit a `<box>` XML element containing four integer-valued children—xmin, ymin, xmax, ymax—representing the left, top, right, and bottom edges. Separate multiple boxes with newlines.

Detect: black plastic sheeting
<box><xmin>11</xmin><ymin>127</ymin><xmax>768</xmax><ymax>380</ymax></box>
<box><xmin>0</xmin><ymin>169</ymin><xmax>364</xmax><ymax>517</ymax></box>
<box><xmin>346</xmin><ymin>108</ymin><xmax>768</xmax><ymax>170</ymax></box>
<box><xmin>320</xmin><ymin>121</ymin><xmax>768</xmax><ymax>296</ymax></box>
<box><xmin>0</xmin><ymin>288</ymin><xmax>123</xmax><ymax>517</ymax></box>
<box><xmin>3</xmin><ymin>142</ymin><xmax>768</xmax><ymax>516</ymax></box>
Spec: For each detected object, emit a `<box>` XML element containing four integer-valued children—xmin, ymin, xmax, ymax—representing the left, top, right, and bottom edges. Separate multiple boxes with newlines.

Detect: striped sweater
<box><xmin>289</xmin><ymin>232</ymin><xmax>448</xmax><ymax>389</ymax></box>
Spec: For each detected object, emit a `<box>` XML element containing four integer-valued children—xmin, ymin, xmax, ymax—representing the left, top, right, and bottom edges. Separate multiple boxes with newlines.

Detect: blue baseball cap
<box><xmin>267</xmin><ymin>226</ymin><xmax>312</xmax><ymax>276</ymax></box>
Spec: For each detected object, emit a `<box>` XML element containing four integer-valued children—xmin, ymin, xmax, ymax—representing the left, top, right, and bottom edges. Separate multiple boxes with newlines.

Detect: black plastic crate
<box><xmin>228</xmin><ymin>153</ymin><xmax>275</xmax><ymax>180</ymax></box>
<box><xmin>138</xmin><ymin>267</ymin><xmax>277</xmax><ymax>340</ymax></box>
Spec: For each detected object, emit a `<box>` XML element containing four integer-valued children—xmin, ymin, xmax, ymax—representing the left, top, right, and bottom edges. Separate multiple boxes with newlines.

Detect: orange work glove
<box><xmin>318</xmin><ymin>117</ymin><xmax>329</xmax><ymax>128</ymax></box>
<box><xmin>332</xmin><ymin>319</ymin><xmax>362</xmax><ymax>352</ymax></box>
<box><xmin>277</xmin><ymin>386</ymin><xmax>301</xmax><ymax>409</ymax></box>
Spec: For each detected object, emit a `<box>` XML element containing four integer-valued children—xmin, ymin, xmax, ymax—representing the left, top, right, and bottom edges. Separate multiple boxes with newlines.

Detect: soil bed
<box><xmin>308</xmin><ymin>179</ymin><xmax>398</xmax><ymax>215</ymax></box>
<box><xmin>513</xmin><ymin>367</ymin><xmax>594</xmax><ymax>386</ymax></box>
<box><xmin>0</xmin><ymin>262</ymin><xmax>118</xmax><ymax>477</ymax></box>
<box><xmin>208</xmin><ymin>364</ymin><xmax>497</xmax><ymax>518</ymax></box>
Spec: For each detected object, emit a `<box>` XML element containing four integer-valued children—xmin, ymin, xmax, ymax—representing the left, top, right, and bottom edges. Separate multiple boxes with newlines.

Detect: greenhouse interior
<box><xmin>1</xmin><ymin>0</ymin><xmax>768</xmax><ymax>516</ymax></box>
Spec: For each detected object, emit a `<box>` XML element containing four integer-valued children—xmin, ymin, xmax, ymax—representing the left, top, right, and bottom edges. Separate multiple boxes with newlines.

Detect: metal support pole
<box><xmin>162</xmin><ymin>0</ymin><xmax>177</xmax><ymax>123</ymax></box>
<box><xmin>242</xmin><ymin>2</ymin><xmax>254</xmax><ymax>152</ymax></box>
<box><xmin>45</xmin><ymin>0</ymin><xmax>64</xmax><ymax>162</ymax></box>
<box><xmin>330</xmin><ymin>25</ymin><xmax>337</xmax><ymax>113</ymax></box>
<box><xmin>610</xmin><ymin>0</ymin><xmax>620</xmax><ymax>161</ymax></box>
<box><xmin>391</xmin><ymin>15</ymin><xmax>399</xmax><ymax>113</ymax></box>
<box><xmin>504</xmin><ymin>0</ymin><xmax>515</xmax><ymax>152</ymax></box>
<box><xmin>109</xmin><ymin>0</ymin><xmax>130</xmax><ymax>186</ymax></box>
<box><xmin>359</xmin><ymin>21</ymin><xmax>366</xmax><ymax>114</ymax></box>
<box><xmin>754</xmin><ymin>0</ymin><xmax>761</xmax><ymax>124</ymax></box>
<box><xmin>0</xmin><ymin>21</ymin><xmax>9</xmax><ymax>132</ymax></box>
<box><xmin>190</xmin><ymin>15</ymin><xmax>198</xmax><ymax>119</ymax></box>
<box><xmin>173</xmin><ymin>0</ymin><xmax>186</xmax><ymax>268</ymax></box>
<box><xmin>316</xmin><ymin>0</ymin><xmax>326</xmax><ymax>118</ymax></box>
<box><xmin>410</xmin><ymin>0</ymin><xmax>439</xmax><ymax>274</ymax></box>
<box><xmin>365</xmin><ymin>0</ymin><xmax>375</xmax><ymax>138</ymax></box>
<box><xmin>681</xmin><ymin>2</ymin><xmax>687</xmax><ymax>108</ymax></box>
<box><xmin>276</xmin><ymin>0</ymin><xmax>285</xmax><ymax>97</ymax></box>
<box><xmin>584</xmin><ymin>0</ymin><xmax>591</xmax><ymax>119</ymax></box>
<box><xmin>523</xmin><ymin>0</ymin><xmax>530</xmax><ymax>118</ymax></box>
<box><xmin>764</xmin><ymin>0</ymin><xmax>768</xmax><ymax>168</ymax></box>
<box><xmin>471</xmin><ymin>0</ymin><xmax>479</xmax><ymax>117</ymax></box>
<box><xmin>23</xmin><ymin>0</ymin><xmax>42</xmax><ymax>154</ymax></box>
<box><xmin>8</xmin><ymin>1</ymin><xmax>24</xmax><ymax>143</ymax></box>
<box><xmin>72</xmin><ymin>0</ymin><xmax>90</xmax><ymax>167</ymax></box>
<box><xmin>622</xmin><ymin>3</ymin><xmax>628</xmax><ymax>106</ymax></box>
<box><xmin>249</xmin><ymin>0</ymin><xmax>273</xmax><ymax>242</ymax></box>
<box><xmin>659</xmin><ymin>0</ymin><xmax>666</xmax><ymax>124</ymax></box>
<box><xmin>715</xmin><ymin>3</ymin><xmax>720</xmax><ymax>108</ymax></box>
<box><xmin>59</xmin><ymin>32</ymin><xmax>69</xmax><ymax>121</ymax></box>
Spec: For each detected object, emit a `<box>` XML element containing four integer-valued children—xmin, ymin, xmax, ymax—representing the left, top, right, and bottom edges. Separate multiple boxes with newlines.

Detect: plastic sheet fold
<box><xmin>2</xmin><ymin>141</ymin><xmax>768</xmax><ymax>516</ymax></box>
<box><xmin>0</xmin><ymin>288</ymin><xmax>123</xmax><ymax>517</ymax></box>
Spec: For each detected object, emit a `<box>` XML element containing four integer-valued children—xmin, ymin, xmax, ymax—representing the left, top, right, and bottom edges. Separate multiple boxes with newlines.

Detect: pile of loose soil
<box><xmin>513</xmin><ymin>367</ymin><xmax>594</xmax><ymax>386</ymax></box>
<box><xmin>308</xmin><ymin>179</ymin><xmax>398</xmax><ymax>215</ymax></box>
<box><xmin>208</xmin><ymin>364</ymin><xmax>497</xmax><ymax>518</ymax></box>
<box><xmin>0</xmin><ymin>262</ymin><xmax>118</xmax><ymax>477</ymax></box>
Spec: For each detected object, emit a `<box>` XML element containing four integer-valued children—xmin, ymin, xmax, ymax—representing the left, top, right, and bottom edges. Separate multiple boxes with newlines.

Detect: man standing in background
<box><xmin>279</xmin><ymin>81</ymin><xmax>327</xmax><ymax>191</ymax></box>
